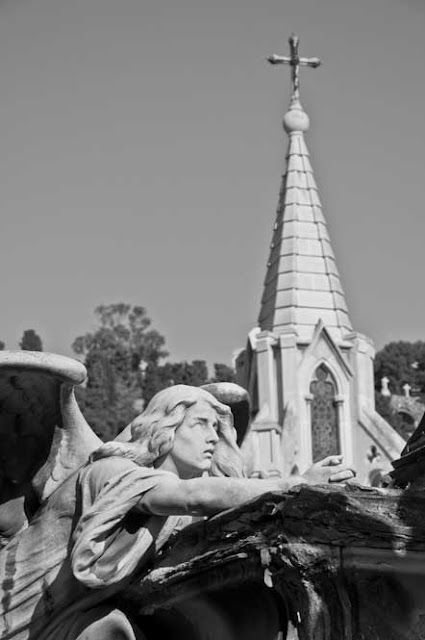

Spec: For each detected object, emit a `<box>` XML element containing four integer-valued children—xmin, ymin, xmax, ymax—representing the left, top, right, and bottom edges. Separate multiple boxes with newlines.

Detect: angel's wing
<box><xmin>201</xmin><ymin>382</ymin><xmax>250</xmax><ymax>446</ymax></box>
<box><xmin>0</xmin><ymin>351</ymin><xmax>101</xmax><ymax>544</ymax></box>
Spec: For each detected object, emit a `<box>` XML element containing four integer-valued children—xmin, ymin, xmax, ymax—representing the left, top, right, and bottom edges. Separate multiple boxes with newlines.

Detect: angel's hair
<box><xmin>90</xmin><ymin>385</ymin><xmax>244</xmax><ymax>478</ymax></box>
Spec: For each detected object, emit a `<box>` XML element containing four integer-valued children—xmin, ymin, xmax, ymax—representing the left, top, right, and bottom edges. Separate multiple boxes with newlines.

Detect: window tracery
<box><xmin>310</xmin><ymin>364</ymin><xmax>340</xmax><ymax>462</ymax></box>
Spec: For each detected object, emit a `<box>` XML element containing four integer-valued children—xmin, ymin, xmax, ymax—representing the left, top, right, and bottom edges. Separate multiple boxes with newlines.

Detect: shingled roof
<box><xmin>258</xmin><ymin>92</ymin><xmax>352</xmax><ymax>343</ymax></box>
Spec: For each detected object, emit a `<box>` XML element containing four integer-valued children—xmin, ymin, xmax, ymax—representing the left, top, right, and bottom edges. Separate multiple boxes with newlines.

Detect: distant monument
<box><xmin>379</xmin><ymin>376</ymin><xmax>424</xmax><ymax>440</ymax></box>
<box><xmin>235</xmin><ymin>35</ymin><xmax>404</xmax><ymax>485</ymax></box>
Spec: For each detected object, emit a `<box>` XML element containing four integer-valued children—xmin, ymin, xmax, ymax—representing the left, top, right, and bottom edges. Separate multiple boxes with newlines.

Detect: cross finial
<box><xmin>267</xmin><ymin>34</ymin><xmax>321</xmax><ymax>101</ymax></box>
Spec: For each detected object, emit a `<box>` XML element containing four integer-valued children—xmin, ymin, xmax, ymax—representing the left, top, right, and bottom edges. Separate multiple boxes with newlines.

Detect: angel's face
<box><xmin>160</xmin><ymin>400</ymin><xmax>220</xmax><ymax>479</ymax></box>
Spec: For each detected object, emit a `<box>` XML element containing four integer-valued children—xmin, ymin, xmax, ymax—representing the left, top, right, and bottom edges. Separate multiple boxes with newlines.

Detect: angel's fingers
<box><xmin>318</xmin><ymin>455</ymin><xmax>344</xmax><ymax>467</ymax></box>
<box><xmin>328</xmin><ymin>469</ymin><xmax>356</xmax><ymax>483</ymax></box>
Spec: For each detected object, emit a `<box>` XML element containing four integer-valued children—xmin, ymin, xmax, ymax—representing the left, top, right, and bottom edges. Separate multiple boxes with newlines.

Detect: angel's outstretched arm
<box><xmin>141</xmin><ymin>456</ymin><xmax>355</xmax><ymax>517</ymax></box>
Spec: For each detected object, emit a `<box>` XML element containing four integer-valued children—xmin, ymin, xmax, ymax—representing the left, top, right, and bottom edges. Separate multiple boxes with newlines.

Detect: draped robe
<box><xmin>0</xmin><ymin>458</ymin><xmax>186</xmax><ymax>640</ymax></box>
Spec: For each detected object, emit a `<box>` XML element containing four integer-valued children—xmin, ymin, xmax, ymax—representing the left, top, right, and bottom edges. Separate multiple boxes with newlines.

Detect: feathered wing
<box><xmin>0</xmin><ymin>351</ymin><xmax>101</xmax><ymax>544</ymax></box>
<box><xmin>201</xmin><ymin>382</ymin><xmax>250</xmax><ymax>446</ymax></box>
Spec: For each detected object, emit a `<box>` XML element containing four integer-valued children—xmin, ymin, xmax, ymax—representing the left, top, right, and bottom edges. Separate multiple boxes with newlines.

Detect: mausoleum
<box><xmin>235</xmin><ymin>35</ymin><xmax>404</xmax><ymax>485</ymax></box>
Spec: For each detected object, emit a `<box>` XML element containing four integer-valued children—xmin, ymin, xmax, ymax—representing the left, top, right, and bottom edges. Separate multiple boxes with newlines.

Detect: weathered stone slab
<box><xmin>122</xmin><ymin>484</ymin><xmax>425</xmax><ymax>640</ymax></box>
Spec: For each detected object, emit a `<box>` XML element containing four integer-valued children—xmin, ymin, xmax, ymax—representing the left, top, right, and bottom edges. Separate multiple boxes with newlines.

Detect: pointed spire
<box><xmin>259</xmin><ymin>36</ymin><xmax>352</xmax><ymax>342</ymax></box>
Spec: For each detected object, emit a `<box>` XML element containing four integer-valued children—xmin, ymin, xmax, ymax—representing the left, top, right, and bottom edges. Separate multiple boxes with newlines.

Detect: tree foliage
<box><xmin>142</xmin><ymin>360</ymin><xmax>208</xmax><ymax>405</ymax></box>
<box><xmin>211</xmin><ymin>363</ymin><xmax>236</xmax><ymax>384</ymax></box>
<box><xmin>20</xmin><ymin>329</ymin><xmax>43</xmax><ymax>352</ymax></box>
<box><xmin>73</xmin><ymin>304</ymin><xmax>168</xmax><ymax>441</ymax></box>
<box><xmin>141</xmin><ymin>360</ymin><xmax>235</xmax><ymax>405</ymax></box>
<box><xmin>72</xmin><ymin>304</ymin><xmax>168</xmax><ymax>367</ymax></box>
<box><xmin>0</xmin><ymin>341</ymin><xmax>5</xmax><ymax>351</ymax></box>
<box><xmin>374</xmin><ymin>341</ymin><xmax>425</xmax><ymax>439</ymax></box>
<box><xmin>374</xmin><ymin>341</ymin><xmax>425</xmax><ymax>397</ymax></box>
<box><xmin>73</xmin><ymin>303</ymin><xmax>236</xmax><ymax>441</ymax></box>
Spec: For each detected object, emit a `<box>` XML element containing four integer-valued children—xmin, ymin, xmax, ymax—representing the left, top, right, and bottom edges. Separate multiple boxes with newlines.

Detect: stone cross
<box><xmin>403</xmin><ymin>383</ymin><xmax>411</xmax><ymax>398</ymax></box>
<box><xmin>267</xmin><ymin>34</ymin><xmax>322</xmax><ymax>99</ymax></box>
<box><xmin>380</xmin><ymin>377</ymin><xmax>391</xmax><ymax>397</ymax></box>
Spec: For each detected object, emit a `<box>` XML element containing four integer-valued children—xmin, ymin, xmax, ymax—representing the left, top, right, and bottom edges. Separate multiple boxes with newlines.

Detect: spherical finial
<box><xmin>283</xmin><ymin>100</ymin><xmax>310</xmax><ymax>133</ymax></box>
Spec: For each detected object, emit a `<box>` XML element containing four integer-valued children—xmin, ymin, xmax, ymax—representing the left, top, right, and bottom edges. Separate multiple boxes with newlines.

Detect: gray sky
<box><xmin>0</xmin><ymin>0</ymin><xmax>424</xmax><ymax>365</ymax></box>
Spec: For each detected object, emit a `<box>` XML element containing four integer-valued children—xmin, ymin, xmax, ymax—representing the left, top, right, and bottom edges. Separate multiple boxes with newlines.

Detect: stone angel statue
<box><xmin>0</xmin><ymin>351</ymin><xmax>355</xmax><ymax>640</ymax></box>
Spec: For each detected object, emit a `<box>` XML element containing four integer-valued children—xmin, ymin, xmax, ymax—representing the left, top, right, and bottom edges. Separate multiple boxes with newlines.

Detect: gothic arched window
<box><xmin>310</xmin><ymin>364</ymin><xmax>340</xmax><ymax>462</ymax></box>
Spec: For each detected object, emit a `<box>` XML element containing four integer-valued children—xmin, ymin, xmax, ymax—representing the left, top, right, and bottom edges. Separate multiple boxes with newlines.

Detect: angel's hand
<box><xmin>301</xmin><ymin>455</ymin><xmax>356</xmax><ymax>485</ymax></box>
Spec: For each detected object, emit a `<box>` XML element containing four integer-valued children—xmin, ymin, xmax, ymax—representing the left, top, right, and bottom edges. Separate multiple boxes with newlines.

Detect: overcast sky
<box><xmin>0</xmin><ymin>0</ymin><xmax>424</xmax><ymax>366</ymax></box>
